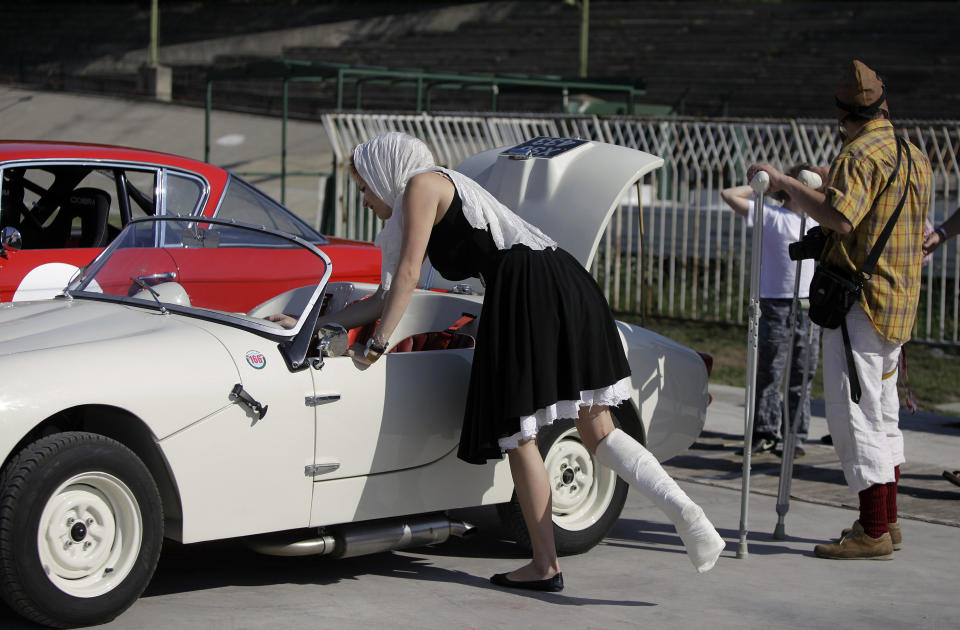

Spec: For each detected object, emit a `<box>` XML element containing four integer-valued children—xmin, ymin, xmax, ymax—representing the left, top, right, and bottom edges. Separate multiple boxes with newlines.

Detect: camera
<box><xmin>788</xmin><ymin>226</ymin><xmax>827</xmax><ymax>261</ymax></box>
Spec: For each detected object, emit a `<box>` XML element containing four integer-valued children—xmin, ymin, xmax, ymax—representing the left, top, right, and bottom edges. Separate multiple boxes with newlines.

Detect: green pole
<box><xmin>336</xmin><ymin>69</ymin><xmax>344</xmax><ymax>111</ymax></box>
<box><xmin>579</xmin><ymin>0</ymin><xmax>589</xmax><ymax>78</ymax></box>
<box><xmin>204</xmin><ymin>80</ymin><xmax>212</xmax><ymax>163</ymax></box>
<box><xmin>148</xmin><ymin>0</ymin><xmax>158</xmax><ymax>67</ymax></box>
<box><xmin>281</xmin><ymin>78</ymin><xmax>288</xmax><ymax>204</ymax></box>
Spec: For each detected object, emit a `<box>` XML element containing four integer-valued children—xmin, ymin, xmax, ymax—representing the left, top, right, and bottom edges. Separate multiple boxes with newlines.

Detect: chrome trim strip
<box><xmin>305</xmin><ymin>394</ymin><xmax>341</xmax><ymax>407</ymax></box>
<box><xmin>304</xmin><ymin>463</ymin><xmax>340</xmax><ymax>476</ymax></box>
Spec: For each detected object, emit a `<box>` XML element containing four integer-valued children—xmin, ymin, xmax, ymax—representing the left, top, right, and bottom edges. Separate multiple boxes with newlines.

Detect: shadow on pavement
<box><xmin>140</xmin><ymin>534</ymin><xmax>655</xmax><ymax>608</ymax></box>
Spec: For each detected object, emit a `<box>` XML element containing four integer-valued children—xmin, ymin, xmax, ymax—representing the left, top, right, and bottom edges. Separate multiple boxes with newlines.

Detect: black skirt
<box><xmin>456</xmin><ymin>245</ymin><xmax>632</xmax><ymax>464</ymax></box>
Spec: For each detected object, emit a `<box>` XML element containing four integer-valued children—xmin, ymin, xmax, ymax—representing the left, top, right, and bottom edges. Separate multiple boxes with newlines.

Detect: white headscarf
<box><xmin>352</xmin><ymin>132</ymin><xmax>556</xmax><ymax>290</ymax></box>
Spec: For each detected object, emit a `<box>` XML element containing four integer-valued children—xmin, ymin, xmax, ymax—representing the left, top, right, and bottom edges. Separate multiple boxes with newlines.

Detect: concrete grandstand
<box><xmin>3</xmin><ymin>1</ymin><xmax>959</xmax><ymax>120</ymax></box>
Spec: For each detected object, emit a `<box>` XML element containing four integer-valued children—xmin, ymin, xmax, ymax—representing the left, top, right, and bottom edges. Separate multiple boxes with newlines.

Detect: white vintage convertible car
<box><xmin>0</xmin><ymin>138</ymin><xmax>710</xmax><ymax>628</ymax></box>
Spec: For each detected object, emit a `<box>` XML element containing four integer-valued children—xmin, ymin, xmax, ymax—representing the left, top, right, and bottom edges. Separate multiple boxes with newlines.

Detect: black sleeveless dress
<box><xmin>428</xmin><ymin>189</ymin><xmax>631</xmax><ymax>465</ymax></box>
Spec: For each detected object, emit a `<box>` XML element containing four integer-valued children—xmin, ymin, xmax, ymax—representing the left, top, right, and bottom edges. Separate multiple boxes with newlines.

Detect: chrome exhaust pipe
<box><xmin>329</xmin><ymin>515</ymin><xmax>474</xmax><ymax>559</ymax></box>
<box><xmin>245</xmin><ymin>515</ymin><xmax>474</xmax><ymax>558</ymax></box>
<box><xmin>244</xmin><ymin>531</ymin><xmax>338</xmax><ymax>557</ymax></box>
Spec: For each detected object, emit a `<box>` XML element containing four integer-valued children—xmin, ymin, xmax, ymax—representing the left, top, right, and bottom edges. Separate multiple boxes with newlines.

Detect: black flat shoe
<box><xmin>490</xmin><ymin>572</ymin><xmax>564</xmax><ymax>592</ymax></box>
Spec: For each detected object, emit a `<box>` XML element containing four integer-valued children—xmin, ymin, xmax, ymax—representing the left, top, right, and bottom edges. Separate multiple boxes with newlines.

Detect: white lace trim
<box><xmin>496</xmin><ymin>376</ymin><xmax>632</xmax><ymax>451</ymax></box>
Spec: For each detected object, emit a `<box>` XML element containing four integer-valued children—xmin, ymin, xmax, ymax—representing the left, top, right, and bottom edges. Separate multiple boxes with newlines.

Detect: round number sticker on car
<box><xmin>245</xmin><ymin>350</ymin><xmax>266</xmax><ymax>369</ymax></box>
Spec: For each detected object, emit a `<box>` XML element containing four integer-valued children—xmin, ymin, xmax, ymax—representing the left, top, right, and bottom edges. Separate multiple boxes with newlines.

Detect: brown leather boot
<box><xmin>841</xmin><ymin>520</ymin><xmax>902</xmax><ymax>550</ymax></box>
<box><xmin>815</xmin><ymin>522</ymin><xmax>894</xmax><ymax>560</ymax></box>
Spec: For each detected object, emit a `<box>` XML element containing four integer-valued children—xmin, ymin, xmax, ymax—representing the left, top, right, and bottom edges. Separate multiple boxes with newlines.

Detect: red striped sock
<box><xmin>858</xmin><ymin>484</ymin><xmax>889</xmax><ymax>538</ymax></box>
<box><xmin>886</xmin><ymin>466</ymin><xmax>900</xmax><ymax>524</ymax></box>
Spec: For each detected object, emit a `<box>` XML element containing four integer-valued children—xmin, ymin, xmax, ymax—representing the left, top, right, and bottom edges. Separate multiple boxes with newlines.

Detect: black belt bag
<box><xmin>808</xmin><ymin>264</ymin><xmax>864</xmax><ymax>329</ymax></box>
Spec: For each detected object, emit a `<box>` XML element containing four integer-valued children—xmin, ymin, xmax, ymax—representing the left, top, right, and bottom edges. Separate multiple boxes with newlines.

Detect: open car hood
<box><xmin>454</xmin><ymin>137</ymin><xmax>663</xmax><ymax>268</ymax></box>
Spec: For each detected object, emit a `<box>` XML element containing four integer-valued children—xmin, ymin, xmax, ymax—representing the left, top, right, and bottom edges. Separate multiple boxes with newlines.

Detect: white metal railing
<box><xmin>323</xmin><ymin>112</ymin><xmax>960</xmax><ymax>345</ymax></box>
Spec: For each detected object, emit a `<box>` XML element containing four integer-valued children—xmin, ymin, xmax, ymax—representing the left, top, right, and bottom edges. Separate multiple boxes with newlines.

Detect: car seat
<box><xmin>390</xmin><ymin>313</ymin><xmax>476</xmax><ymax>352</ymax></box>
<box><xmin>60</xmin><ymin>188</ymin><xmax>112</xmax><ymax>248</ymax></box>
<box><xmin>348</xmin><ymin>313</ymin><xmax>476</xmax><ymax>353</ymax></box>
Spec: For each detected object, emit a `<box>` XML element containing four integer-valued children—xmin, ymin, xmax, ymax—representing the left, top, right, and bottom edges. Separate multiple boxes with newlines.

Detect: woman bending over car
<box><xmin>271</xmin><ymin>132</ymin><xmax>724</xmax><ymax>590</ymax></box>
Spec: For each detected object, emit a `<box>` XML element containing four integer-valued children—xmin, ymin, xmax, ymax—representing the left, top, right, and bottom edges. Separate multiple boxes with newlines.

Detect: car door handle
<box><xmin>305</xmin><ymin>394</ymin><xmax>341</xmax><ymax>407</ymax></box>
<box><xmin>230</xmin><ymin>383</ymin><xmax>268</xmax><ymax>419</ymax></box>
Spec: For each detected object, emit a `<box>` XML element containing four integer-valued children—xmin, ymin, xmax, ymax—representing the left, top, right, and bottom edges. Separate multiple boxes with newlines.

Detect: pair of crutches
<box><xmin>737</xmin><ymin>169</ymin><xmax>820</xmax><ymax>557</ymax></box>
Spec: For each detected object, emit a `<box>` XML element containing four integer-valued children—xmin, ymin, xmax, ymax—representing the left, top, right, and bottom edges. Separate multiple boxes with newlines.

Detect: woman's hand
<box><xmin>266</xmin><ymin>313</ymin><xmax>297</xmax><ymax>329</ymax></box>
<box><xmin>347</xmin><ymin>342</ymin><xmax>374</xmax><ymax>367</ymax></box>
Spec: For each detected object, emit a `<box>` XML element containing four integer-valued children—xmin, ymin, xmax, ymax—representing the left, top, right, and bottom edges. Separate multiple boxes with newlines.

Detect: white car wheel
<box><xmin>498</xmin><ymin>417</ymin><xmax>629</xmax><ymax>556</ymax></box>
<box><xmin>544</xmin><ymin>427</ymin><xmax>618</xmax><ymax>532</ymax></box>
<box><xmin>37</xmin><ymin>471</ymin><xmax>143</xmax><ymax>598</ymax></box>
<box><xmin>0</xmin><ymin>432</ymin><xmax>162</xmax><ymax>628</ymax></box>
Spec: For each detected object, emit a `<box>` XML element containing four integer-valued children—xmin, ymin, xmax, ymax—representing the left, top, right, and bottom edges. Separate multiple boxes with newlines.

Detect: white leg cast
<box><xmin>595</xmin><ymin>428</ymin><xmax>725</xmax><ymax>573</ymax></box>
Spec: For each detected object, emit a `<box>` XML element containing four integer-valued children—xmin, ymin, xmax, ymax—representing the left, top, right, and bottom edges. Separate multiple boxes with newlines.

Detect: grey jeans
<box><xmin>754</xmin><ymin>298</ymin><xmax>820</xmax><ymax>441</ymax></box>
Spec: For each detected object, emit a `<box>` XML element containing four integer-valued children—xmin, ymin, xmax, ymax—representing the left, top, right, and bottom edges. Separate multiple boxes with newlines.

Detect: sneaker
<box><xmin>820</xmin><ymin>434</ymin><xmax>833</xmax><ymax>445</ymax></box>
<box><xmin>775</xmin><ymin>444</ymin><xmax>805</xmax><ymax>458</ymax></box>
<box><xmin>841</xmin><ymin>520</ymin><xmax>902</xmax><ymax>550</ymax></box>
<box><xmin>888</xmin><ymin>522</ymin><xmax>902</xmax><ymax>550</ymax></box>
<box><xmin>736</xmin><ymin>438</ymin><xmax>777</xmax><ymax>456</ymax></box>
<box><xmin>815</xmin><ymin>522</ymin><xmax>894</xmax><ymax>560</ymax></box>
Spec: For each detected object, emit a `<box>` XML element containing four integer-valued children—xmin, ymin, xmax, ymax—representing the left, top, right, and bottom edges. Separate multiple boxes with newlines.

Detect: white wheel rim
<box><xmin>36</xmin><ymin>472</ymin><xmax>143</xmax><ymax>598</ymax></box>
<box><xmin>544</xmin><ymin>427</ymin><xmax>617</xmax><ymax>531</ymax></box>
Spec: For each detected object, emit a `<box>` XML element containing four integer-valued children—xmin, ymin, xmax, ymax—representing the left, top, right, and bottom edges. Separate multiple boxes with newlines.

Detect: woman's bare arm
<box><xmin>354</xmin><ymin>173</ymin><xmax>450</xmax><ymax>365</ymax></box>
<box><xmin>266</xmin><ymin>286</ymin><xmax>387</xmax><ymax>331</ymax></box>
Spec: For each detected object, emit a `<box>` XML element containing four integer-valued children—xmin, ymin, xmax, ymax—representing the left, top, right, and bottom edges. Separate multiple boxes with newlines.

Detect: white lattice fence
<box><xmin>323</xmin><ymin>112</ymin><xmax>960</xmax><ymax>344</ymax></box>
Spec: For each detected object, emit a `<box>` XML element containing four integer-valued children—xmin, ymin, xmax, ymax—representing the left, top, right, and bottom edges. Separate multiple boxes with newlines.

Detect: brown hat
<box><xmin>835</xmin><ymin>59</ymin><xmax>889</xmax><ymax>119</ymax></box>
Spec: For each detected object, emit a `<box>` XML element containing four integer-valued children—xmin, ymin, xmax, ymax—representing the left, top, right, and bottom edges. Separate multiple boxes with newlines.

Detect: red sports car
<box><xmin>0</xmin><ymin>141</ymin><xmax>380</xmax><ymax>301</ymax></box>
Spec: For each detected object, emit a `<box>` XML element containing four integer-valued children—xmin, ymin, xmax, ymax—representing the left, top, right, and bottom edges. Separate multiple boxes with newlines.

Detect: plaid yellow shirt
<box><xmin>823</xmin><ymin>119</ymin><xmax>931</xmax><ymax>344</ymax></box>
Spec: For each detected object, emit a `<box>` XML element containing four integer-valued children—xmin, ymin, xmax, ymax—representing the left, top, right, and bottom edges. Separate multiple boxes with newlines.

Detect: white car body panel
<box><xmin>156</xmin><ymin>319</ymin><xmax>317</xmax><ymax>542</ymax></box>
<box><xmin>617</xmin><ymin>321</ymin><xmax>710</xmax><ymax>456</ymax></box>
<box><xmin>0</xmin><ymin>300</ymin><xmax>239</xmax><ymax>456</ymax></box>
<box><xmin>308</xmin><ymin>449</ymin><xmax>514</xmax><ymax>528</ymax></box>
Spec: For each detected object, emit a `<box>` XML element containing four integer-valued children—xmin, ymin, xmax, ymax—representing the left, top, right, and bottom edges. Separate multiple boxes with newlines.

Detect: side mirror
<box><xmin>317</xmin><ymin>323</ymin><xmax>349</xmax><ymax>358</ymax></box>
<box><xmin>2</xmin><ymin>226</ymin><xmax>22</xmax><ymax>249</ymax></box>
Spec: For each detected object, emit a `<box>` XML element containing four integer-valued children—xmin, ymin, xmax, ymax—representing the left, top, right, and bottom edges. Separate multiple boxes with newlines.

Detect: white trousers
<box><xmin>821</xmin><ymin>303</ymin><xmax>904</xmax><ymax>495</ymax></box>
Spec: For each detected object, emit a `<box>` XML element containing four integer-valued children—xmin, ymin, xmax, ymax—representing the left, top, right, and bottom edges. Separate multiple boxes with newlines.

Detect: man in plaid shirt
<box><xmin>749</xmin><ymin>59</ymin><xmax>931</xmax><ymax>559</ymax></box>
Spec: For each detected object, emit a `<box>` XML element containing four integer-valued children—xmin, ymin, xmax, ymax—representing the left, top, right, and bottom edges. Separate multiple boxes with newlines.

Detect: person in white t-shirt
<box><xmin>722</xmin><ymin>165</ymin><xmax>822</xmax><ymax>457</ymax></box>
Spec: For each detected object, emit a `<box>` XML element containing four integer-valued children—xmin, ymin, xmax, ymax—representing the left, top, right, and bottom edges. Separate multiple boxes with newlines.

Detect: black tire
<box><xmin>0</xmin><ymin>431</ymin><xmax>163</xmax><ymax>628</ymax></box>
<box><xmin>497</xmin><ymin>418</ymin><xmax>629</xmax><ymax>556</ymax></box>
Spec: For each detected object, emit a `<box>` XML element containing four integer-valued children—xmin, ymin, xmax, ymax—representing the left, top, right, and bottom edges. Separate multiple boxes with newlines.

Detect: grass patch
<box><xmin>619</xmin><ymin>313</ymin><xmax>960</xmax><ymax>417</ymax></box>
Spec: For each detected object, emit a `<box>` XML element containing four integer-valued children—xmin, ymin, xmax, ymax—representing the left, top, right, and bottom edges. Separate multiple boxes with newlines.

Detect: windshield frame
<box><xmin>63</xmin><ymin>215</ymin><xmax>332</xmax><ymax>343</ymax></box>
<box><xmin>212</xmin><ymin>174</ymin><xmax>330</xmax><ymax>247</ymax></box>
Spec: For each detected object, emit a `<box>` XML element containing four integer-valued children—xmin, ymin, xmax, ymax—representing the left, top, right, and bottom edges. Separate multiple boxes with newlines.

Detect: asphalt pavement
<box><xmin>1</xmin><ymin>384</ymin><xmax>955</xmax><ymax>630</ymax></box>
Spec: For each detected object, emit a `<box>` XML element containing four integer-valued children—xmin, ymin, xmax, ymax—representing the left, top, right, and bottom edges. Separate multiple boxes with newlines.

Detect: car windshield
<box><xmin>67</xmin><ymin>217</ymin><xmax>330</xmax><ymax>336</ymax></box>
<box><xmin>215</xmin><ymin>176</ymin><xmax>328</xmax><ymax>246</ymax></box>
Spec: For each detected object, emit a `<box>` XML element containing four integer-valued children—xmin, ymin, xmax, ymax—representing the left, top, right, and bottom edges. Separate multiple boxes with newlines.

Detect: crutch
<box><xmin>772</xmin><ymin>214</ymin><xmax>808</xmax><ymax>539</ymax></box>
<box><xmin>737</xmin><ymin>170</ymin><xmax>769</xmax><ymax>559</ymax></box>
<box><xmin>773</xmin><ymin>169</ymin><xmax>822</xmax><ymax>540</ymax></box>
